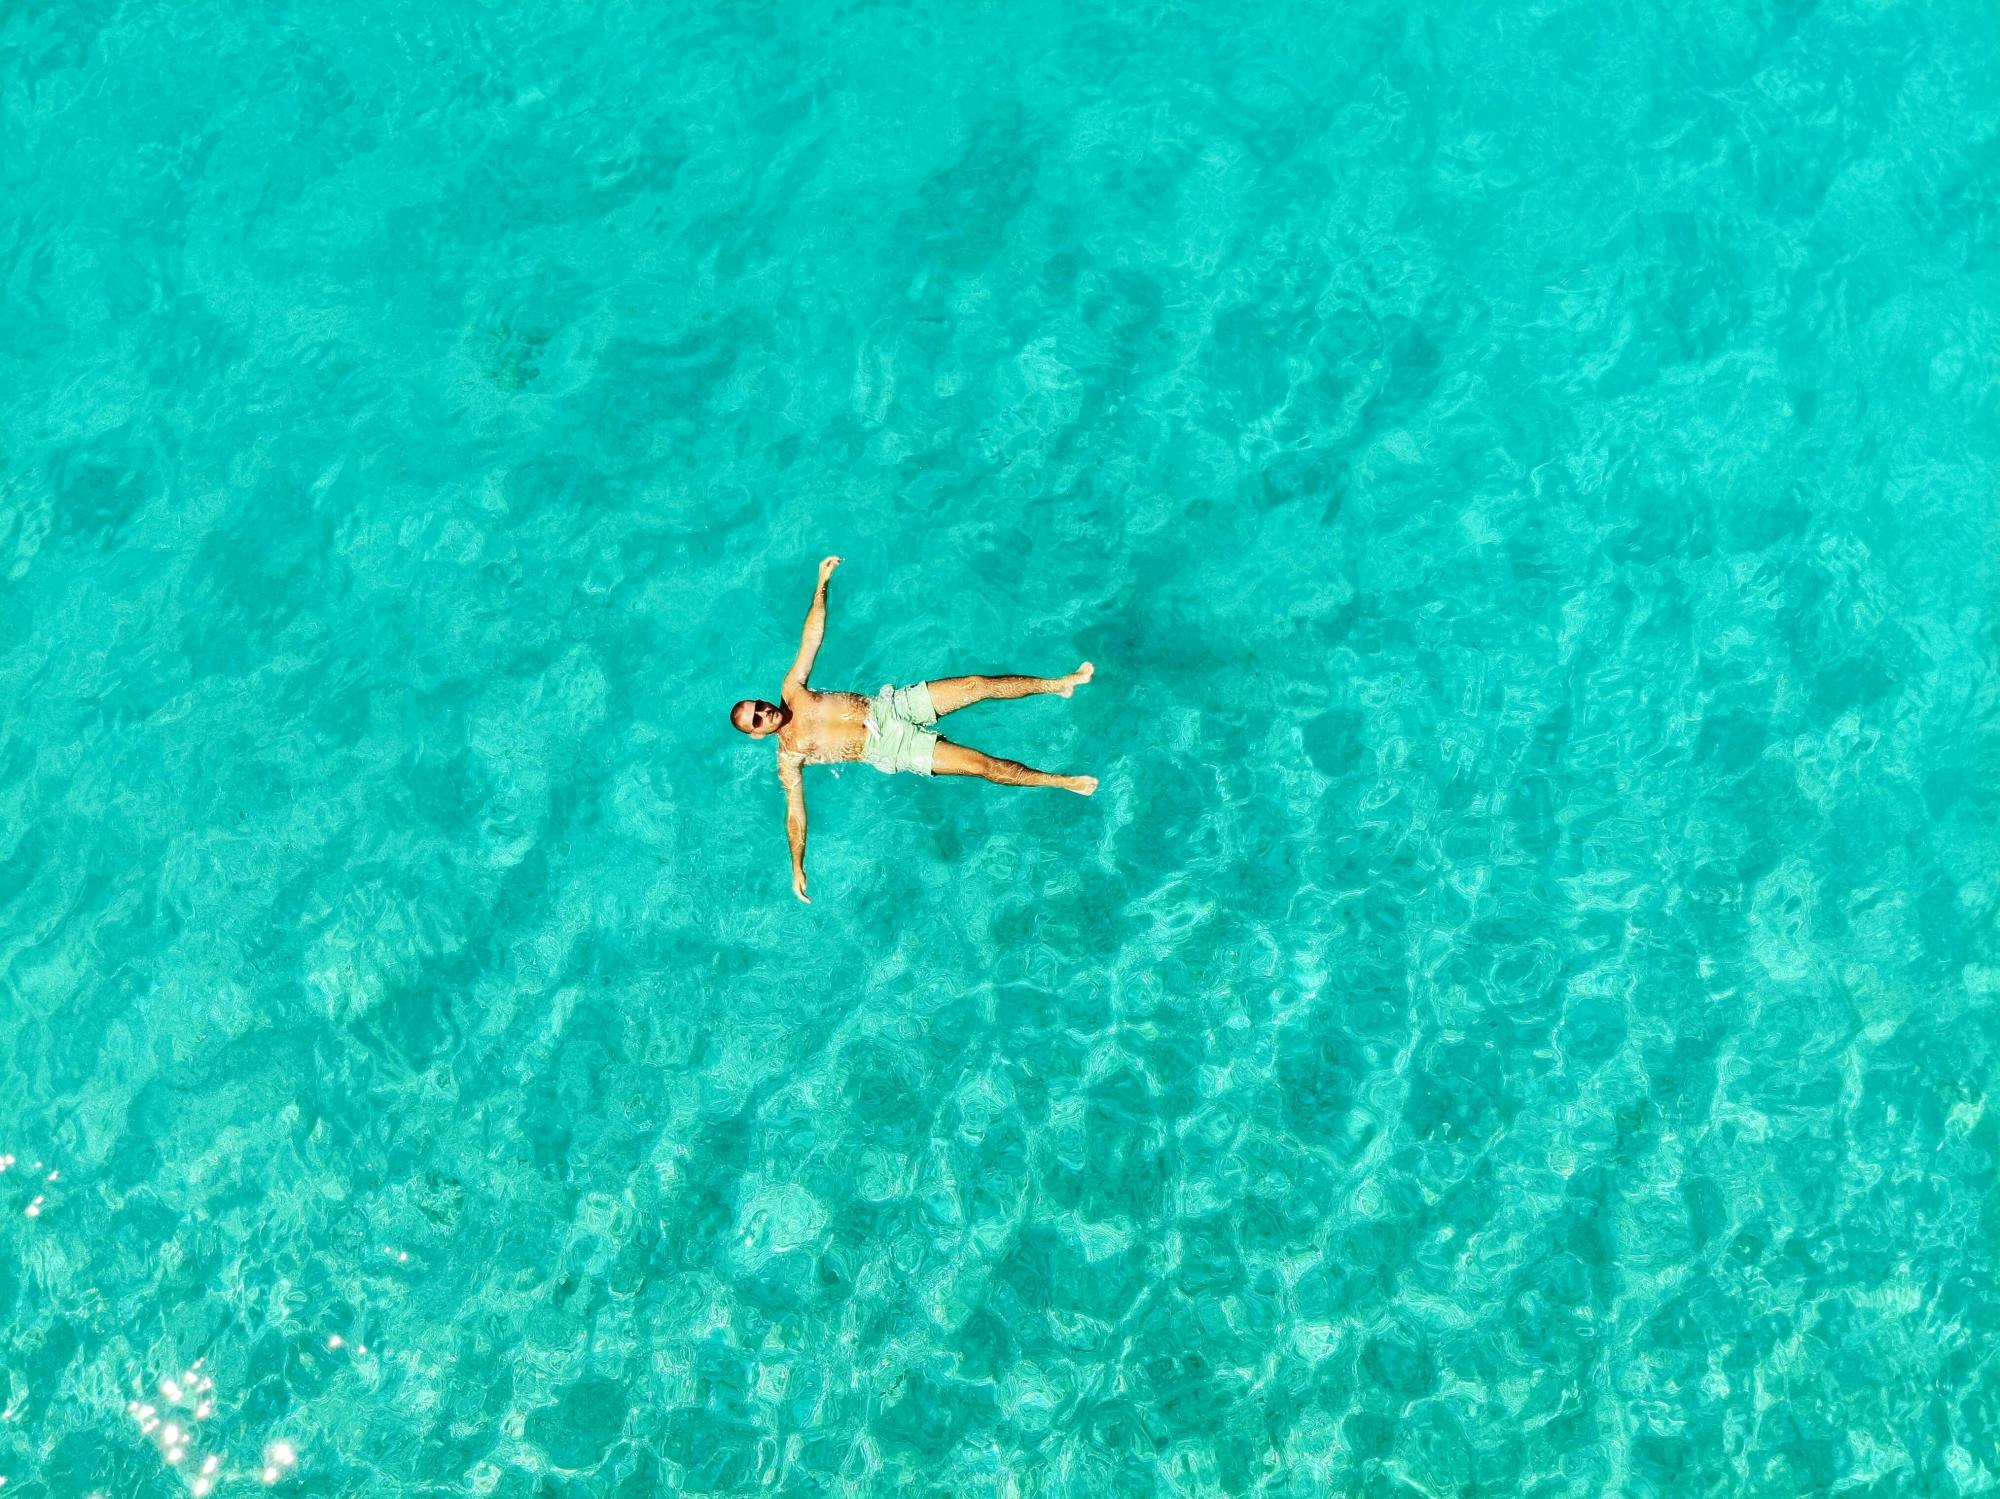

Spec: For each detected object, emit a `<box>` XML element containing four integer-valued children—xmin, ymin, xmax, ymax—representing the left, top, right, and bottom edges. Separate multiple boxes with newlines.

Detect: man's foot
<box><xmin>1065</xmin><ymin>775</ymin><xmax>1098</xmax><ymax>796</ymax></box>
<box><xmin>1055</xmin><ymin>662</ymin><xmax>1095</xmax><ymax>698</ymax></box>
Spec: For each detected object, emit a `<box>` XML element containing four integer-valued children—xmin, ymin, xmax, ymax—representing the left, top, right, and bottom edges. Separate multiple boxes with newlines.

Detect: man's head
<box><xmin>731</xmin><ymin>699</ymin><xmax>783</xmax><ymax>737</ymax></box>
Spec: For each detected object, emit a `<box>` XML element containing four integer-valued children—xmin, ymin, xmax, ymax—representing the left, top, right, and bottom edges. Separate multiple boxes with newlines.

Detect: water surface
<box><xmin>3</xmin><ymin>0</ymin><xmax>1998</xmax><ymax>1494</ymax></box>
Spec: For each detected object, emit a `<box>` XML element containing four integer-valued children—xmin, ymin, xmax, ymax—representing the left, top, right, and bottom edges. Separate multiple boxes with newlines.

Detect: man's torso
<box><xmin>777</xmin><ymin>688</ymin><xmax>871</xmax><ymax>767</ymax></box>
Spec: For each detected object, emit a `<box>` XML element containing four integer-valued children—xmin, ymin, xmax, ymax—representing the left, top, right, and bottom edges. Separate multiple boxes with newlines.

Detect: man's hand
<box><xmin>792</xmin><ymin>868</ymin><xmax>811</xmax><ymax>904</ymax></box>
<box><xmin>818</xmin><ymin>555</ymin><xmax>843</xmax><ymax>583</ymax></box>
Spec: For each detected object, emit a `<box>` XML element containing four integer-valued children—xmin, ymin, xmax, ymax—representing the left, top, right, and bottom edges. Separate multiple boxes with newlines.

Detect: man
<box><xmin>731</xmin><ymin>556</ymin><xmax>1097</xmax><ymax>902</ymax></box>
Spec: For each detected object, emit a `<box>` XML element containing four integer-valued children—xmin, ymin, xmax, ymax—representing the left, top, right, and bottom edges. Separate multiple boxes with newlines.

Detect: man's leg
<box><xmin>928</xmin><ymin>661</ymin><xmax>1093</xmax><ymax>716</ymax></box>
<box><xmin>933</xmin><ymin>739</ymin><xmax>1097</xmax><ymax>795</ymax></box>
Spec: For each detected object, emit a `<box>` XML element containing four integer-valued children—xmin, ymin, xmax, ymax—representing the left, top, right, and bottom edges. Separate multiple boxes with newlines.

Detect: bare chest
<box><xmin>779</xmin><ymin>691</ymin><xmax>869</xmax><ymax>764</ymax></box>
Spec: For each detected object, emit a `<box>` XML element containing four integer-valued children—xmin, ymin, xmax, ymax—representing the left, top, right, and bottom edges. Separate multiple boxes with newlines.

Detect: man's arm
<box><xmin>780</xmin><ymin>754</ymin><xmax>811</xmax><ymax>903</ymax></box>
<box><xmin>782</xmin><ymin>555</ymin><xmax>843</xmax><ymax>696</ymax></box>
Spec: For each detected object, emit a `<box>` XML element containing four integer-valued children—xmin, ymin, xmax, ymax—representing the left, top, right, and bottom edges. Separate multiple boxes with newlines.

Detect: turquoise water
<box><xmin>4</xmin><ymin>0</ymin><xmax>1998</xmax><ymax>1493</ymax></box>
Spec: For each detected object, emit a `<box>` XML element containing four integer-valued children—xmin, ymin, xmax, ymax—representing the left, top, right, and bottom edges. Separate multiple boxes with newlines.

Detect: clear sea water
<box><xmin>4</xmin><ymin>0</ymin><xmax>1998</xmax><ymax>1495</ymax></box>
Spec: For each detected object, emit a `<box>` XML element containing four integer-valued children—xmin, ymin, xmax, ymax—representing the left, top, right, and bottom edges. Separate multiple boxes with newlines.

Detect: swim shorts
<box><xmin>862</xmin><ymin>681</ymin><xmax>939</xmax><ymax>776</ymax></box>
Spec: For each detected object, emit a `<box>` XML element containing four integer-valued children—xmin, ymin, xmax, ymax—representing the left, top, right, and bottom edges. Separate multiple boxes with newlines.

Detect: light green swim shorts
<box><xmin>862</xmin><ymin>681</ymin><xmax>939</xmax><ymax>776</ymax></box>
